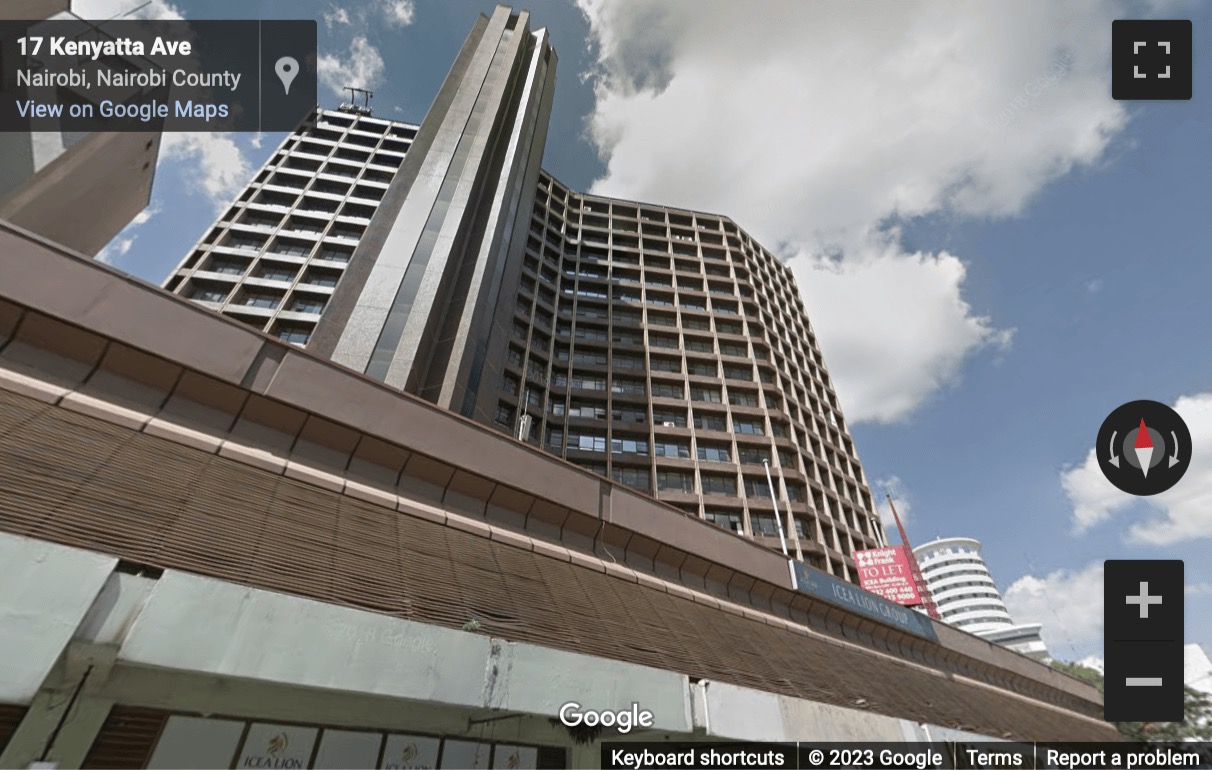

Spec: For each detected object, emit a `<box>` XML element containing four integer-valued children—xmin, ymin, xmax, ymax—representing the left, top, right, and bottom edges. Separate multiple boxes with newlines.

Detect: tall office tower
<box><xmin>167</xmin><ymin>5</ymin><xmax>554</xmax><ymax>420</ymax></box>
<box><xmin>914</xmin><ymin>537</ymin><xmax>1049</xmax><ymax>659</ymax></box>
<box><xmin>165</xmin><ymin>6</ymin><xmax>884</xmax><ymax>579</ymax></box>
<box><xmin>502</xmin><ymin>172</ymin><xmax>885</xmax><ymax>577</ymax></box>
<box><xmin>164</xmin><ymin>108</ymin><xmax>419</xmax><ymax>341</ymax></box>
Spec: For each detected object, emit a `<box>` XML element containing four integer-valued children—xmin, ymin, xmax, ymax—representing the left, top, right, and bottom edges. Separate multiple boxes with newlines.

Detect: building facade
<box><xmin>0</xmin><ymin>4</ymin><xmax>161</xmax><ymax>256</ymax></box>
<box><xmin>0</xmin><ymin>221</ymin><xmax>1122</xmax><ymax>769</ymax></box>
<box><xmin>164</xmin><ymin>6</ymin><xmax>885</xmax><ymax>580</ymax></box>
<box><xmin>0</xmin><ymin>7</ymin><xmax>1123</xmax><ymax>766</ymax></box>
<box><xmin>913</xmin><ymin>537</ymin><xmax>1049</xmax><ymax>660</ymax></box>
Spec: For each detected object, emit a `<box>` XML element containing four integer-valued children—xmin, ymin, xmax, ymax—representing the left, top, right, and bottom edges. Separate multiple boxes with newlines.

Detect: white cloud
<box><xmin>1006</xmin><ymin>563</ymin><xmax>1212</xmax><ymax>660</ymax></box>
<box><xmin>576</xmin><ymin>0</ymin><xmax>1128</xmax><ymax>423</ymax></box>
<box><xmin>323</xmin><ymin>6</ymin><xmax>351</xmax><ymax>29</ymax></box>
<box><xmin>873</xmin><ymin>475</ymin><xmax>911</xmax><ymax>530</ymax></box>
<box><xmin>72</xmin><ymin>0</ymin><xmax>183</xmax><ymax>21</ymax></box>
<box><xmin>318</xmin><ymin>36</ymin><xmax>386</xmax><ymax>98</ymax></box>
<box><xmin>792</xmin><ymin>243</ymin><xmax>1013</xmax><ymax>423</ymax></box>
<box><xmin>1004</xmin><ymin>562</ymin><xmax>1105</xmax><ymax>657</ymax></box>
<box><xmin>382</xmin><ymin>0</ymin><xmax>416</xmax><ymax>28</ymax></box>
<box><xmin>1061</xmin><ymin>392</ymin><xmax>1212</xmax><ymax>544</ymax></box>
<box><xmin>95</xmin><ymin>236</ymin><xmax>134</xmax><ymax>265</ymax></box>
<box><xmin>1076</xmin><ymin>655</ymin><xmax>1104</xmax><ymax>673</ymax></box>
<box><xmin>129</xmin><ymin>205</ymin><xmax>158</xmax><ymax>227</ymax></box>
<box><xmin>160</xmin><ymin>133</ymin><xmax>250</xmax><ymax>208</ymax></box>
<box><xmin>94</xmin><ymin>203</ymin><xmax>159</xmax><ymax>266</ymax></box>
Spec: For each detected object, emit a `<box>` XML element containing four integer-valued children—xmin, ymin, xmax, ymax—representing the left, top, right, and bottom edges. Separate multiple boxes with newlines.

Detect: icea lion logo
<box><xmin>243</xmin><ymin>732</ymin><xmax>303</xmax><ymax>769</ymax></box>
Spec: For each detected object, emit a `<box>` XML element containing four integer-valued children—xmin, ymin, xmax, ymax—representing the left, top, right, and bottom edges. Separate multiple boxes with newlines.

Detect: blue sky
<box><xmin>81</xmin><ymin>0</ymin><xmax>1211</xmax><ymax>663</ymax></box>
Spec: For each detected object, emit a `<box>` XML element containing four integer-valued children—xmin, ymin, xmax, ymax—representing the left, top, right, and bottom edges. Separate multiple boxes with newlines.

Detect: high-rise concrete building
<box><xmin>0</xmin><ymin>4</ymin><xmax>161</xmax><ymax>256</ymax></box>
<box><xmin>165</xmin><ymin>5</ymin><xmax>883</xmax><ymax>580</ymax></box>
<box><xmin>914</xmin><ymin>537</ymin><xmax>1049</xmax><ymax>660</ymax></box>
<box><xmin>0</xmin><ymin>6</ymin><xmax>1123</xmax><ymax>764</ymax></box>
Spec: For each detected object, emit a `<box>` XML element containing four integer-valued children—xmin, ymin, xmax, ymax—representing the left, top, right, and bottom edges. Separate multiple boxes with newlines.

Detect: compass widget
<box><xmin>1096</xmin><ymin>400</ymin><xmax>1191</xmax><ymax>496</ymax></box>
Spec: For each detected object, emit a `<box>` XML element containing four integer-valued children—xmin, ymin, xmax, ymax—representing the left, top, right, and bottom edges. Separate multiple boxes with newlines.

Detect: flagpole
<box><xmin>762</xmin><ymin>459</ymin><xmax>789</xmax><ymax>558</ymax></box>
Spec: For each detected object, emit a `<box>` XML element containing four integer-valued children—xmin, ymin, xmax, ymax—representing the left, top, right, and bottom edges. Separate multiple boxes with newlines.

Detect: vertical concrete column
<box><xmin>0</xmin><ymin>660</ymin><xmax>114</xmax><ymax>769</ymax></box>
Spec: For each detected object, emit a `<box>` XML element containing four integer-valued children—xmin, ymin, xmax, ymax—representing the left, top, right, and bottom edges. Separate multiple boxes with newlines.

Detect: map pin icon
<box><xmin>275</xmin><ymin>56</ymin><xmax>299</xmax><ymax>95</ymax></box>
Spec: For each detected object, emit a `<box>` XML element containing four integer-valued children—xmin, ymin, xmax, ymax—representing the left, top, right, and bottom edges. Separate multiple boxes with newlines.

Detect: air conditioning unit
<box><xmin>662</xmin><ymin>421</ymin><xmax>676</xmax><ymax>427</ymax></box>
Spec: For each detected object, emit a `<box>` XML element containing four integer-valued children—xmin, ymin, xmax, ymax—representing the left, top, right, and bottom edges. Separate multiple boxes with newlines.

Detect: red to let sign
<box><xmin>854</xmin><ymin>547</ymin><xmax>922</xmax><ymax>606</ymax></box>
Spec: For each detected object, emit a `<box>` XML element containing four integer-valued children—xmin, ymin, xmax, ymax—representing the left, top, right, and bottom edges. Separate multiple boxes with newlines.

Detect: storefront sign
<box><xmin>492</xmin><ymin>745</ymin><xmax>537</xmax><ymax>769</ymax></box>
<box><xmin>382</xmin><ymin>734</ymin><xmax>440</xmax><ymax>770</ymax></box>
<box><xmin>238</xmin><ymin>723</ymin><xmax>318</xmax><ymax>769</ymax></box>
<box><xmin>792</xmin><ymin>561</ymin><xmax>938</xmax><ymax>641</ymax></box>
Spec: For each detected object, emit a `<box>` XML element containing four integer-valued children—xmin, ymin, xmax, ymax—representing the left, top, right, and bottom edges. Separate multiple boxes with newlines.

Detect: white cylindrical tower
<box><xmin>913</xmin><ymin>537</ymin><xmax>1011</xmax><ymax>632</ymax></box>
<box><xmin>913</xmin><ymin>537</ymin><xmax>1048</xmax><ymax>659</ymax></box>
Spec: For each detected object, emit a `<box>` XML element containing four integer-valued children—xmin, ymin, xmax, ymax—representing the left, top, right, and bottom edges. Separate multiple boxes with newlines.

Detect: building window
<box><xmin>272</xmin><ymin>240</ymin><xmax>311</xmax><ymax>257</ymax></box>
<box><xmin>276</xmin><ymin>325</ymin><xmax>310</xmax><ymax>345</ymax></box>
<box><xmin>689</xmin><ymin>387</ymin><xmax>722</xmax><ymax>403</ymax></box>
<box><xmin>751</xmin><ymin>513</ymin><xmax>779</xmax><ymax>535</ymax></box>
<box><xmin>717</xmin><ymin>320</ymin><xmax>743</xmax><ymax>335</ymax></box>
<box><xmin>744</xmin><ymin>478</ymin><xmax>772</xmax><ymax>498</ymax></box>
<box><xmin>728</xmin><ymin>390</ymin><xmax>758</xmax><ymax>407</ymax></box>
<box><xmin>288</xmin><ymin>296</ymin><xmax>326</xmax><ymax>314</ymax></box>
<box><xmin>653</xmin><ymin>410</ymin><xmax>687</xmax><ymax>427</ymax></box>
<box><xmin>697</xmin><ymin>444</ymin><xmax>731</xmax><ymax>463</ymax></box>
<box><xmin>611</xmin><ymin>436</ymin><xmax>649</xmax><ymax>456</ymax></box>
<box><xmin>568</xmin><ymin>402</ymin><xmax>607</xmax><ymax>420</ymax></box>
<box><xmin>495</xmin><ymin>404</ymin><xmax>514</xmax><ymax>426</ymax></box>
<box><xmin>657</xmin><ymin>471</ymin><xmax>694</xmax><ymax>492</ymax></box>
<box><xmin>305</xmin><ymin>271</ymin><xmax>340</xmax><ymax>288</ymax></box>
<box><xmin>567</xmin><ymin>432</ymin><xmax>606</xmax><ymax>452</ymax></box>
<box><xmin>256</xmin><ymin>265</ymin><xmax>297</xmax><ymax>282</ymax></box>
<box><xmin>612</xmin><ymin>407</ymin><xmax>647</xmax><ymax>424</ymax></box>
<box><xmin>736</xmin><ymin>446</ymin><xmax>771</xmax><ymax>465</ymax></box>
<box><xmin>653</xmin><ymin>441</ymin><xmax>690</xmax><ymax>459</ymax></box>
<box><xmin>701</xmin><ymin>474</ymin><xmax>737</xmax><ymax>496</ymax></box>
<box><xmin>611</xmin><ymin>378</ymin><xmax>645</xmax><ymax>395</ymax></box>
<box><xmin>723</xmin><ymin>365</ymin><xmax>752</xmax><ymax>381</ymax></box>
<box><xmin>719</xmin><ymin>342</ymin><xmax>747</xmax><ymax>357</ymax></box>
<box><xmin>705</xmin><ymin>510</ymin><xmax>743</xmax><ymax>533</ymax></box>
<box><xmin>317</xmin><ymin>247</ymin><xmax>352</xmax><ymax>264</ymax></box>
<box><xmin>694</xmin><ymin>411</ymin><xmax>727</xmax><ymax>431</ymax></box>
<box><xmin>572</xmin><ymin>350</ymin><xmax>607</xmax><ymax>366</ymax></box>
<box><xmin>207</xmin><ymin>258</ymin><xmax>247</xmax><ymax>275</ymax></box>
<box><xmin>612</xmin><ymin>466</ymin><xmax>650</xmax><ymax>492</ymax></box>
<box><xmin>649</xmin><ymin>357</ymin><xmax>681</xmax><ymax>372</ymax></box>
<box><xmin>242</xmin><ymin>290</ymin><xmax>281</xmax><ymax>309</ymax></box>
<box><xmin>570</xmin><ymin>375</ymin><xmax>606</xmax><ymax>391</ymax></box>
<box><xmin>651</xmin><ymin>382</ymin><xmax>684</xmax><ymax>399</ymax></box>
<box><xmin>734</xmin><ymin>419</ymin><xmax>764</xmax><ymax>436</ymax></box>
<box><xmin>189</xmin><ymin>285</ymin><xmax>228</xmax><ymax>303</ymax></box>
<box><xmin>226</xmin><ymin>234</ymin><xmax>265</xmax><ymax>251</ymax></box>
<box><xmin>502</xmin><ymin>374</ymin><xmax>520</xmax><ymax>396</ymax></box>
<box><xmin>687</xmin><ymin>360</ymin><xmax>717</xmax><ymax>377</ymax></box>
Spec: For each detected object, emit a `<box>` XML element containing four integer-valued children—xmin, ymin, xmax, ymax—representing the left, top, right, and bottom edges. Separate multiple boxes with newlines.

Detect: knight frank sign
<box><xmin>853</xmin><ymin>547</ymin><xmax>922</xmax><ymax>606</ymax></box>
